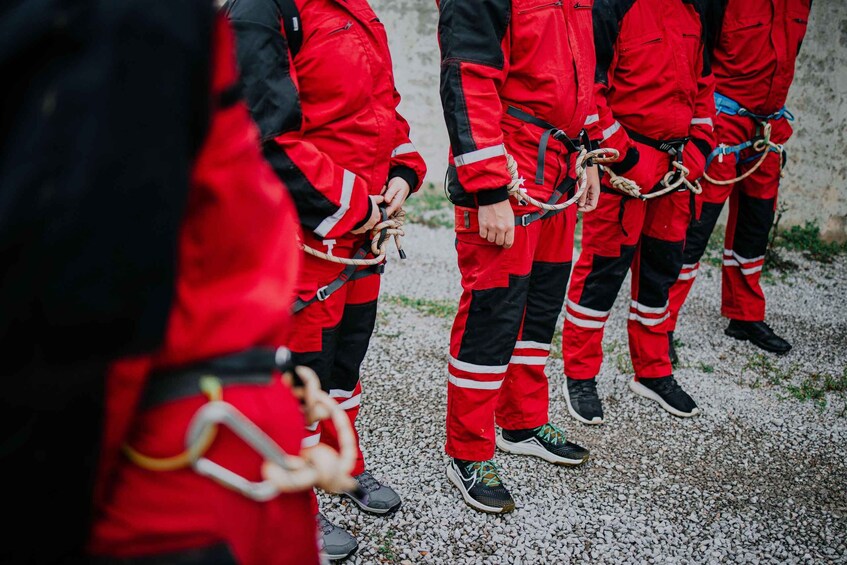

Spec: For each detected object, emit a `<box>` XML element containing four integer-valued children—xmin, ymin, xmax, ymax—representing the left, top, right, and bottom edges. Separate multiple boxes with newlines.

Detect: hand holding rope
<box><xmin>505</xmin><ymin>147</ymin><xmax>619</xmax><ymax>210</ymax></box>
<box><xmin>302</xmin><ymin>206</ymin><xmax>406</xmax><ymax>267</ymax></box>
<box><xmin>703</xmin><ymin>121</ymin><xmax>785</xmax><ymax>186</ymax></box>
<box><xmin>602</xmin><ymin>159</ymin><xmax>703</xmax><ymax>200</ymax></box>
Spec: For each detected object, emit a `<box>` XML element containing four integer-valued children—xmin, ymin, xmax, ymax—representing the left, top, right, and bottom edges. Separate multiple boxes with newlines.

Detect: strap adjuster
<box><xmin>519</xmin><ymin>214</ymin><xmax>532</xmax><ymax>227</ymax></box>
<box><xmin>316</xmin><ymin>286</ymin><xmax>330</xmax><ymax>302</ymax></box>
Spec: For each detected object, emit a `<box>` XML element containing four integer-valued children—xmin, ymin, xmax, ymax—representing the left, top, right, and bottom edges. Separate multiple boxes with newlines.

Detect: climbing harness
<box><xmin>124</xmin><ymin>348</ymin><xmax>359</xmax><ymax>499</ymax></box>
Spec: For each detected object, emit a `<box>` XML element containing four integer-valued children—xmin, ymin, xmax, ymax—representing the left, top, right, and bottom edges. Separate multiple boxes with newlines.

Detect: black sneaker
<box><xmin>725</xmin><ymin>319</ymin><xmax>792</xmax><ymax>354</ymax></box>
<box><xmin>628</xmin><ymin>375</ymin><xmax>700</xmax><ymax>418</ymax></box>
<box><xmin>344</xmin><ymin>471</ymin><xmax>401</xmax><ymax>515</ymax></box>
<box><xmin>317</xmin><ymin>513</ymin><xmax>358</xmax><ymax>562</ymax></box>
<box><xmin>564</xmin><ymin>377</ymin><xmax>604</xmax><ymax>425</ymax></box>
<box><xmin>668</xmin><ymin>331</ymin><xmax>679</xmax><ymax>367</ymax></box>
<box><xmin>446</xmin><ymin>458</ymin><xmax>515</xmax><ymax>514</ymax></box>
<box><xmin>497</xmin><ymin>423</ymin><xmax>589</xmax><ymax>466</ymax></box>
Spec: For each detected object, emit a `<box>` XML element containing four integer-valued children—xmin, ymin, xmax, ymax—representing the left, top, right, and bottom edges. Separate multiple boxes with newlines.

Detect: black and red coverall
<box><xmin>669</xmin><ymin>0</ymin><xmax>812</xmax><ymax>326</ymax></box>
<box><xmin>229</xmin><ymin>0</ymin><xmax>426</xmax><ymax>476</ymax></box>
<box><xmin>562</xmin><ymin>0</ymin><xmax>716</xmax><ymax>381</ymax></box>
<box><xmin>90</xmin><ymin>17</ymin><xmax>319</xmax><ymax>564</ymax></box>
<box><xmin>439</xmin><ymin>0</ymin><xmax>596</xmax><ymax>461</ymax></box>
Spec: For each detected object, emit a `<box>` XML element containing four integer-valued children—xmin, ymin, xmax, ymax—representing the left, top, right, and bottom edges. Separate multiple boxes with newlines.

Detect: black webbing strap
<box><xmin>514</xmin><ymin>177</ymin><xmax>575</xmax><ymax>227</ymax></box>
<box><xmin>139</xmin><ymin>348</ymin><xmax>282</xmax><ymax>410</ymax></box>
<box><xmin>625</xmin><ymin>128</ymin><xmax>688</xmax><ymax>158</ymax></box>
<box><xmin>506</xmin><ymin>106</ymin><xmax>585</xmax><ymax>186</ymax></box>
<box><xmin>273</xmin><ymin>0</ymin><xmax>303</xmax><ymax>57</ymax></box>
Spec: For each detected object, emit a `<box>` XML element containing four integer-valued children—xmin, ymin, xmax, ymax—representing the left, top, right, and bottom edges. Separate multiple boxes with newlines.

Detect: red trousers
<box><xmin>446</xmin><ymin>206</ymin><xmax>576</xmax><ymax>461</ymax></box>
<box><xmin>669</xmin><ymin>113</ymin><xmax>793</xmax><ymax>326</ymax></box>
<box><xmin>563</xmin><ymin>143</ymin><xmax>692</xmax><ymax>381</ymax></box>
<box><xmin>289</xmin><ymin>235</ymin><xmax>381</xmax><ymax>477</ymax></box>
<box><xmin>89</xmin><ymin>373</ymin><xmax>319</xmax><ymax>565</ymax></box>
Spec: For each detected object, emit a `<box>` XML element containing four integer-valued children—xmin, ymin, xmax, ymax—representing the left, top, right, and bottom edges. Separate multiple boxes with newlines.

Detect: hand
<box><xmin>578</xmin><ymin>165</ymin><xmax>600</xmax><ymax>212</ymax></box>
<box><xmin>382</xmin><ymin>177</ymin><xmax>411</xmax><ymax>217</ymax></box>
<box><xmin>478</xmin><ymin>199</ymin><xmax>515</xmax><ymax>248</ymax></box>
<box><xmin>351</xmin><ymin>195</ymin><xmax>385</xmax><ymax>234</ymax></box>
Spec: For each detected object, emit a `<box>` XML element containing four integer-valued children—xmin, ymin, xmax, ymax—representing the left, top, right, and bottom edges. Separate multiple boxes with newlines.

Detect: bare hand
<box><xmin>478</xmin><ymin>199</ymin><xmax>515</xmax><ymax>248</ymax></box>
<box><xmin>351</xmin><ymin>195</ymin><xmax>385</xmax><ymax>234</ymax></box>
<box><xmin>382</xmin><ymin>177</ymin><xmax>411</xmax><ymax>217</ymax></box>
<box><xmin>578</xmin><ymin>165</ymin><xmax>601</xmax><ymax>213</ymax></box>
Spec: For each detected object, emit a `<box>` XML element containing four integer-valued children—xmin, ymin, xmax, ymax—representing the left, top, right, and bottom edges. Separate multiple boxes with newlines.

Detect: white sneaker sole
<box><xmin>495</xmin><ymin>432</ymin><xmax>588</xmax><ymax>466</ymax></box>
<box><xmin>628</xmin><ymin>378</ymin><xmax>701</xmax><ymax>418</ymax></box>
<box><xmin>563</xmin><ymin>381</ymin><xmax>604</xmax><ymax>425</ymax></box>
<box><xmin>445</xmin><ymin>464</ymin><xmax>514</xmax><ymax>514</ymax></box>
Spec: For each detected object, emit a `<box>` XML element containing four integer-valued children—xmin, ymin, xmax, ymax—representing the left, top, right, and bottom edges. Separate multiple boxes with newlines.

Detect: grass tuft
<box><xmin>382</xmin><ymin>295</ymin><xmax>457</xmax><ymax>319</ymax></box>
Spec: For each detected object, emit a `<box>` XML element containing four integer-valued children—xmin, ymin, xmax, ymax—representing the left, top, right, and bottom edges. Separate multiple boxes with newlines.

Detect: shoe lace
<box><xmin>535</xmin><ymin>422</ymin><xmax>567</xmax><ymax>445</ymax></box>
<box><xmin>356</xmin><ymin>471</ymin><xmax>381</xmax><ymax>492</ymax></box>
<box><xmin>467</xmin><ymin>460</ymin><xmax>503</xmax><ymax>487</ymax></box>
<box><xmin>316</xmin><ymin>513</ymin><xmax>335</xmax><ymax>535</ymax></box>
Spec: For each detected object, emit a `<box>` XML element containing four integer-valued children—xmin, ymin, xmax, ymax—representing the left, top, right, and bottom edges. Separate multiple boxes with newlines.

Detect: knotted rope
<box><xmin>602</xmin><ymin>159</ymin><xmax>703</xmax><ymax>200</ymax></box>
<box><xmin>302</xmin><ymin>208</ymin><xmax>406</xmax><ymax>266</ymax></box>
<box><xmin>703</xmin><ymin>121</ymin><xmax>785</xmax><ymax>186</ymax></box>
<box><xmin>506</xmin><ymin>147</ymin><xmax>620</xmax><ymax>210</ymax></box>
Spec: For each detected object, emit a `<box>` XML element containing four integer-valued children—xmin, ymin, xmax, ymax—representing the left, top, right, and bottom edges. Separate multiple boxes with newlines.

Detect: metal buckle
<box><xmin>316</xmin><ymin>285</ymin><xmax>330</xmax><ymax>301</ymax></box>
<box><xmin>519</xmin><ymin>214</ymin><xmax>532</xmax><ymax>227</ymax></box>
<box><xmin>185</xmin><ymin>401</ymin><xmax>294</xmax><ymax>502</ymax></box>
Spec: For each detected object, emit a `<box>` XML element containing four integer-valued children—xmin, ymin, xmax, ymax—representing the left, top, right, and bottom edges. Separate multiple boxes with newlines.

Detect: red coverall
<box><xmin>228</xmin><ymin>0</ymin><xmax>426</xmax><ymax>476</ymax></box>
<box><xmin>438</xmin><ymin>0</ymin><xmax>596</xmax><ymax>461</ymax></box>
<box><xmin>562</xmin><ymin>0</ymin><xmax>716</xmax><ymax>381</ymax></box>
<box><xmin>668</xmin><ymin>0</ymin><xmax>812</xmax><ymax>325</ymax></box>
<box><xmin>89</xmin><ymin>17</ymin><xmax>319</xmax><ymax>564</ymax></box>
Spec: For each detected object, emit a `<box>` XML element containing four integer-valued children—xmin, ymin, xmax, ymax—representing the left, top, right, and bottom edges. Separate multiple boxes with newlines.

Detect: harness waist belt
<box><xmin>714</xmin><ymin>92</ymin><xmax>794</xmax><ymax>122</ymax></box>
<box><xmin>140</xmin><ymin>348</ymin><xmax>285</xmax><ymax>410</ymax></box>
<box><xmin>514</xmin><ymin>177</ymin><xmax>575</xmax><ymax>226</ymax></box>
<box><xmin>625</xmin><ymin>128</ymin><xmax>688</xmax><ymax>157</ymax></box>
<box><xmin>506</xmin><ymin>105</ymin><xmax>586</xmax><ymax>186</ymax></box>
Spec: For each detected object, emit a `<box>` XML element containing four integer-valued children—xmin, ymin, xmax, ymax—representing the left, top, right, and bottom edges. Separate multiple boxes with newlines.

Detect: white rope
<box><xmin>302</xmin><ymin>209</ymin><xmax>406</xmax><ymax>266</ymax></box>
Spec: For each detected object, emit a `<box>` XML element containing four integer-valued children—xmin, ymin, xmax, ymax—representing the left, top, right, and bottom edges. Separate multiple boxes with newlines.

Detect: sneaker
<box><xmin>564</xmin><ymin>377</ymin><xmax>604</xmax><ymax>424</ymax></box>
<box><xmin>725</xmin><ymin>319</ymin><xmax>792</xmax><ymax>354</ymax></box>
<box><xmin>343</xmin><ymin>470</ymin><xmax>401</xmax><ymax>515</ymax></box>
<box><xmin>446</xmin><ymin>458</ymin><xmax>515</xmax><ymax>514</ymax></box>
<box><xmin>497</xmin><ymin>422</ymin><xmax>589</xmax><ymax>466</ymax></box>
<box><xmin>628</xmin><ymin>375</ymin><xmax>700</xmax><ymax>418</ymax></box>
<box><xmin>317</xmin><ymin>513</ymin><xmax>358</xmax><ymax>562</ymax></box>
<box><xmin>668</xmin><ymin>331</ymin><xmax>679</xmax><ymax>367</ymax></box>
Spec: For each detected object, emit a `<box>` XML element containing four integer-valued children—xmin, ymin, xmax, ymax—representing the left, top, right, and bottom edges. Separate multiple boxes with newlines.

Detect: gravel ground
<box><xmin>319</xmin><ymin>223</ymin><xmax>847</xmax><ymax>564</ymax></box>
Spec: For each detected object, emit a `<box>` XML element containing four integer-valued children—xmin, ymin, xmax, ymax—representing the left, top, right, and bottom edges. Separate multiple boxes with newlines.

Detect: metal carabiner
<box><xmin>185</xmin><ymin>400</ymin><xmax>297</xmax><ymax>502</ymax></box>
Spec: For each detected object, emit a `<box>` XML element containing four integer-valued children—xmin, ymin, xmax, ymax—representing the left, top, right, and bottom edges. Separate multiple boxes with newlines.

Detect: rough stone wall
<box><xmin>373</xmin><ymin>0</ymin><xmax>847</xmax><ymax>240</ymax></box>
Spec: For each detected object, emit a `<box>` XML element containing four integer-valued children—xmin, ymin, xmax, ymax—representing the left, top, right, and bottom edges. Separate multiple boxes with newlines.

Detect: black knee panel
<box><xmin>578</xmin><ymin>245</ymin><xmax>637</xmax><ymax>313</ymax></box>
<box><xmin>683</xmin><ymin>201</ymin><xmax>723</xmax><ymax>264</ymax></box>
<box><xmin>637</xmin><ymin>235</ymin><xmax>684</xmax><ymax>307</ymax></box>
<box><xmin>522</xmin><ymin>261</ymin><xmax>572</xmax><ymax>345</ymax></box>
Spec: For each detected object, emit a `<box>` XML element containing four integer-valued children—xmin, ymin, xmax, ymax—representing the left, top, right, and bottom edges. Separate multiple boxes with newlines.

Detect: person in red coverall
<box><xmin>667</xmin><ymin>0</ymin><xmax>812</xmax><ymax>362</ymax></box>
<box><xmin>227</xmin><ymin>0</ymin><xmax>427</xmax><ymax>557</ymax></box>
<box><xmin>562</xmin><ymin>0</ymin><xmax>716</xmax><ymax>424</ymax></box>
<box><xmin>89</xmin><ymin>16</ymin><xmax>323</xmax><ymax>565</ymax></box>
<box><xmin>437</xmin><ymin>0</ymin><xmax>599</xmax><ymax>514</ymax></box>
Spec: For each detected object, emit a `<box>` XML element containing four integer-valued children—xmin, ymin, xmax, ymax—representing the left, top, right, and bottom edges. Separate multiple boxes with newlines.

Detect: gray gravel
<box><xmin>319</xmin><ymin>225</ymin><xmax>847</xmax><ymax>564</ymax></box>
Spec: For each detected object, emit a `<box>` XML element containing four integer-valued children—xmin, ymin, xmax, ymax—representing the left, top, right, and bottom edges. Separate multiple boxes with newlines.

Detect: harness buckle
<box><xmin>519</xmin><ymin>214</ymin><xmax>532</xmax><ymax>227</ymax></box>
<box><xmin>316</xmin><ymin>285</ymin><xmax>330</xmax><ymax>302</ymax></box>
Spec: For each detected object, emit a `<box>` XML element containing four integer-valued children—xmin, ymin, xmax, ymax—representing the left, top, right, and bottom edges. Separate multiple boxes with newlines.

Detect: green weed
<box><xmin>377</xmin><ymin>529</ymin><xmax>397</xmax><ymax>562</ymax></box>
<box><xmin>404</xmin><ymin>182</ymin><xmax>452</xmax><ymax>228</ymax></box>
<box><xmin>382</xmin><ymin>295</ymin><xmax>457</xmax><ymax>319</ymax></box>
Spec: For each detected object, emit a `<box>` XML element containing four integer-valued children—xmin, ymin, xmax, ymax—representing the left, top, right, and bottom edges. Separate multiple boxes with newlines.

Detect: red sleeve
<box><xmin>437</xmin><ymin>0</ymin><xmax>512</xmax><ymax>204</ymax></box>
<box><xmin>388</xmin><ymin>88</ymin><xmax>427</xmax><ymax>193</ymax></box>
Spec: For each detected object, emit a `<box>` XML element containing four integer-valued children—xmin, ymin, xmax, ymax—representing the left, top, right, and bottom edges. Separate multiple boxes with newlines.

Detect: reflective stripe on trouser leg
<box><xmin>629</xmin><ymin>190</ymin><xmax>690</xmax><ymax>378</ymax></box>
<box><xmin>721</xmin><ymin>185</ymin><xmax>778</xmax><ymax>321</ymax></box>
<box><xmin>668</xmin><ymin>201</ymin><xmax>725</xmax><ymax>329</ymax></box>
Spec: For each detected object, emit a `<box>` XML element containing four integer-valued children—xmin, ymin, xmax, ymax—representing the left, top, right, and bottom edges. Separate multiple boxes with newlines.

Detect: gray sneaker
<box><xmin>344</xmin><ymin>470</ymin><xmax>402</xmax><ymax>515</ymax></box>
<box><xmin>317</xmin><ymin>513</ymin><xmax>358</xmax><ymax>562</ymax></box>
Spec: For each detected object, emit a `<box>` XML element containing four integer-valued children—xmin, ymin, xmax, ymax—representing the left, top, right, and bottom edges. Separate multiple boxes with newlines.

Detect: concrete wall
<box><xmin>372</xmin><ymin>0</ymin><xmax>847</xmax><ymax>241</ymax></box>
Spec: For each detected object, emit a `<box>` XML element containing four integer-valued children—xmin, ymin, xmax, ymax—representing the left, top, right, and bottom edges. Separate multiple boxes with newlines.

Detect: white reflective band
<box><xmin>337</xmin><ymin>394</ymin><xmax>361</xmax><ymax>411</ymax></box>
<box><xmin>314</xmin><ymin>169</ymin><xmax>356</xmax><ymax>238</ymax></box>
<box><xmin>585</xmin><ymin>114</ymin><xmax>600</xmax><ymax>125</ymax></box>
<box><xmin>454</xmin><ymin>144</ymin><xmax>506</xmax><ymax>167</ymax></box>
<box><xmin>565</xmin><ymin>312</ymin><xmax>606</xmax><ymax>329</ymax></box>
<box><xmin>509</xmin><ymin>355</ymin><xmax>547</xmax><ymax>366</ymax></box>
<box><xmin>448</xmin><ymin>374</ymin><xmax>504</xmax><ymax>390</ymax></box>
<box><xmin>677</xmin><ymin>268</ymin><xmax>699</xmax><ymax>281</ymax></box>
<box><xmin>391</xmin><ymin>142</ymin><xmax>416</xmax><ymax>157</ymax></box>
<box><xmin>305</xmin><ymin>421</ymin><xmax>319</xmax><ymax>432</ymax></box>
<box><xmin>329</xmin><ymin>388</ymin><xmax>356</xmax><ymax>399</ymax></box>
<box><xmin>567</xmin><ymin>299</ymin><xmax>609</xmax><ymax>318</ymax></box>
<box><xmin>514</xmin><ymin>340</ymin><xmax>551</xmax><ymax>351</ymax></box>
<box><xmin>630</xmin><ymin>300</ymin><xmax>669</xmax><ymax>315</ymax></box>
<box><xmin>301</xmin><ymin>434</ymin><xmax>321</xmax><ymax>448</ymax></box>
<box><xmin>628</xmin><ymin>312</ymin><xmax>670</xmax><ymax>326</ymax></box>
<box><xmin>691</xmin><ymin>117</ymin><xmax>714</xmax><ymax>128</ymax></box>
<box><xmin>448</xmin><ymin>356</ymin><xmax>508</xmax><ymax>374</ymax></box>
<box><xmin>724</xmin><ymin>249</ymin><xmax>765</xmax><ymax>265</ymax></box>
<box><xmin>682</xmin><ymin>263</ymin><xmax>699</xmax><ymax>270</ymax></box>
<box><xmin>740</xmin><ymin>264</ymin><xmax>764</xmax><ymax>275</ymax></box>
<box><xmin>602</xmin><ymin>121</ymin><xmax>621</xmax><ymax>141</ymax></box>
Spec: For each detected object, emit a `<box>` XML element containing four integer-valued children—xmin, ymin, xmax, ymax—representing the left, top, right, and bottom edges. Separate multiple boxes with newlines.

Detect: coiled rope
<box><xmin>601</xmin><ymin>160</ymin><xmax>703</xmax><ymax>200</ymax></box>
<box><xmin>703</xmin><ymin>121</ymin><xmax>785</xmax><ymax>186</ymax></box>
<box><xmin>301</xmin><ymin>208</ymin><xmax>406</xmax><ymax>267</ymax></box>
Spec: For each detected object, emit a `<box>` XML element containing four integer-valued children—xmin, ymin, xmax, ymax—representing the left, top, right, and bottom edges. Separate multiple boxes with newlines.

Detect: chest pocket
<box><xmin>719</xmin><ymin>15</ymin><xmax>769</xmax><ymax>66</ymax></box>
<box><xmin>514</xmin><ymin>0</ymin><xmax>563</xmax><ymax>16</ymax></box>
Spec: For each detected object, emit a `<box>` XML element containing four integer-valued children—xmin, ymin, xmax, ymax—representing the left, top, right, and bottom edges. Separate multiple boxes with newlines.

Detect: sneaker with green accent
<box><xmin>446</xmin><ymin>458</ymin><xmax>515</xmax><ymax>514</ymax></box>
<box><xmin>496</xmin><ymin>422</ymin><xmax>589</xmax><ymax>466</ymax></box>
